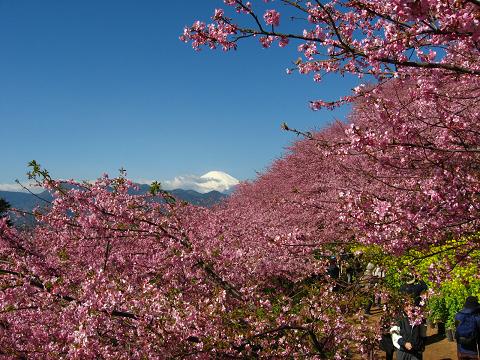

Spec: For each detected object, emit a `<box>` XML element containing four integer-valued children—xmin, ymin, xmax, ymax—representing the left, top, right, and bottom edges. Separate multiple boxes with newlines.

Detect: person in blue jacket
<box><xmin>455</xmin><ymin>296</ymin><xmax>480</xmax><ymax>360</ymax></box>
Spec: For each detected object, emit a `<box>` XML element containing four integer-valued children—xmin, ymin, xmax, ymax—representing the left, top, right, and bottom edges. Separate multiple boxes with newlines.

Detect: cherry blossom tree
<box><xmin>181</xmin><ymin>0</ymin><xmax>479</xmax><ymax>108</ymax></box>
<box><xmin>0</xmin><ymin>165</ymin><xmax>380</xmax><ymax>358</ymax></box>
<box><xmin>341</xmin><ymin>75</ymin><xmax>480</xmax><ymax>254</ymax></box>
<box><xmin>1</xmin><ymin>1</ymin><xmax>479</xmax><ymax>358</ymax></box>
<box><xmin>181</xmin><ymin>0</ymin><xmax>480</xmax><ymax>253</ymax></box>
<box><xmin>180</xmin><ymin>1</ymin><xmax>480</xmax><ymax>354</ymax></box>
<box><xmin>0</xmin><ymin>172</ymin><xmax>230</xmax><ymax>358</ymax></box>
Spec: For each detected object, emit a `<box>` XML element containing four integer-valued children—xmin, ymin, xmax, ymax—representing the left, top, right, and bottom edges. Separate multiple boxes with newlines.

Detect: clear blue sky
<box><xmin>0</xmin><ymin>0</ymin><xmax>359</xmax><ymax>185</ymax></box>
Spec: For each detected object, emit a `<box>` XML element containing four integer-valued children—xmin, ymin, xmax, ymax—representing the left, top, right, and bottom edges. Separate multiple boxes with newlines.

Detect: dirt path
<box><xmin>422</xmin><ymin>327</ymin><xmax>457</xmax><ymax>360</ymax></box>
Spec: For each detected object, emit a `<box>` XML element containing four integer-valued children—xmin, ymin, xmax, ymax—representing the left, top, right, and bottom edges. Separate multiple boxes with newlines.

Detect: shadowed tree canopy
<box><xmin>0</xmin><ymin>198</ymin><xmax>10</xmax><ymax>217</ymax></box>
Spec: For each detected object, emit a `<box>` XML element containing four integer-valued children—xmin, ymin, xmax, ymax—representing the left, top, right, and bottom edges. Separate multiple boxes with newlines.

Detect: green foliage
<box><xmin>27</xmin><ymin>160</ymin><xmax>51</xmax><ymax>182</ymax></box>
<box><xmin>356</xmin><ymin>238</ymin><xmax>480</xmax><ymax>329</ymax></box>
<box><xmin>57</xmin><ymin>248</ymin><xmax>69</xmax><ymax>262</ymax></box>
<box><xmin>404</xmin><ymin>239</ymin><xmax>480</xmax><ymax>328</ymax></box>
<box><xmin>427</xmin><ymin>296</ymin><xmax>446</xmax><ymax>324</ymax></box>
<box><xmin>429</xmin><ymin>263</ymin><xmax>480</xmax><ymax>329</ymax></box>
<box><xmin>149</xmin><ymin>181</ymin><xmax>162</xmax><ymax>196</ymax></box>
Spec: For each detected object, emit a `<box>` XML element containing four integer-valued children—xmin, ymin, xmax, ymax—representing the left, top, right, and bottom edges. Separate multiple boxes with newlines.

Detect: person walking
<box><xmin>362</xmin><ymin>262</ymin><xmax>376</xmax><ymax>315</ymax></box>
<box><xmin>455</xmin><ymin>296</ymin><xmax>480</xmax><ymax>360</ymax></box>
<box><xmin>327</xmin><ymin>256</ymin><xmax>340</xmax><ymax>280</ymax></box>
<box><xmin>345</xmin><ymin>259</ymin><xmax>354</xmax><ymax>284</ymax></box>
<box><xmin>373</xmin><ymin>263</ymin><xmax>386</xmax><ymax>306</ymax></box>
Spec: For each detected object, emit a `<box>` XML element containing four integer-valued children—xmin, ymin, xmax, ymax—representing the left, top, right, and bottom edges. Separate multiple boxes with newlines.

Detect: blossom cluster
<box><xmin>182</xmin><ymin>0</ymin><xmax>479</xmax><ymax>107</ymax></box>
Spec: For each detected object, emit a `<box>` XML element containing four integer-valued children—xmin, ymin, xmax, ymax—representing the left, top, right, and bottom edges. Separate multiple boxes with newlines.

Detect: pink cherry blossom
<box><xmin>263</xmin><ymin>9</ymin><xmax>280</xmax><ymax>27</ymax></box>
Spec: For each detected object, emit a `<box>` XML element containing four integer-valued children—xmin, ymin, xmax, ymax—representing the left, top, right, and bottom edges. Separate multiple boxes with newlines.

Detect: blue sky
<box><xmin>0</xmin><ymin>0</ymin><xmax>359</xmax><ymax>188</ymax></box>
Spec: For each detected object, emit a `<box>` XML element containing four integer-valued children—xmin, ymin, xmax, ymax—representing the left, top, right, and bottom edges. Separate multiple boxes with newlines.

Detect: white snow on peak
<box><xmin>162</xmin><ymin>171</ymin><xmax>239</xmax><ymax>194</ymax></box>
<box><xmin>200</xmin><ymin>171</ymin><xmax>239</xmax><ymax>190</ymax></box>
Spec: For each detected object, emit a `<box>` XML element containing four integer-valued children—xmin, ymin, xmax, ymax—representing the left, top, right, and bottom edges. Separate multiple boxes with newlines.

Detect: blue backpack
<box><xmin>456</xmin><ymin>313</ymin><xmax>479</xmax><ymax>347</ymax></box>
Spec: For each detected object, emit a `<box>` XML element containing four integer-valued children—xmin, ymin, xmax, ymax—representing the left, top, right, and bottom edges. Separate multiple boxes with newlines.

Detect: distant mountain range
<box><xmin>0</xmin><ymin>185</ymin><xmax>229</xmax><ymax>219</ymax></box>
